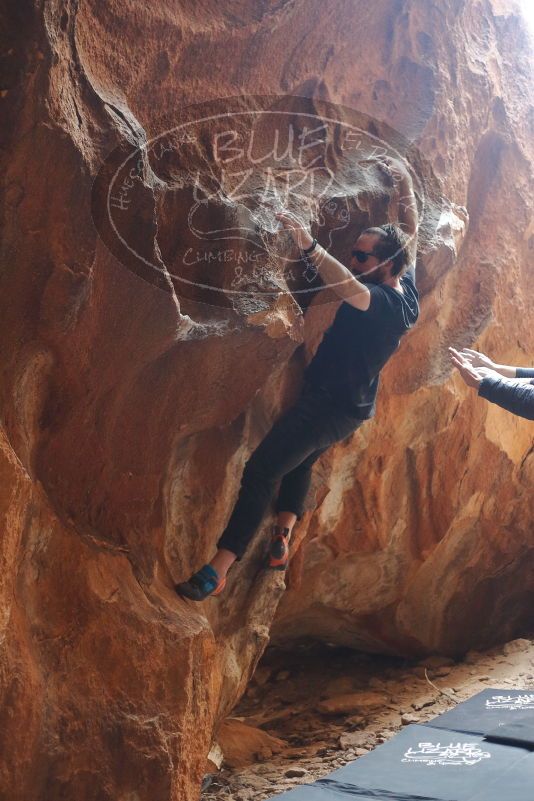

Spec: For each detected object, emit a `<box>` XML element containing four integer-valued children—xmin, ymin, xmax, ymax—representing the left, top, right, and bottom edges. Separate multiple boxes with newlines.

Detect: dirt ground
<box><xmin>202</xmin><ymin>634</ymin><xmax>534</xmax><ymax>800</ymax></box>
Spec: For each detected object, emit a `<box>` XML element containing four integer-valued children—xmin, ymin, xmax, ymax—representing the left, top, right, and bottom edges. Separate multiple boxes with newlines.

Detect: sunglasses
<box><xmin>351</xmin><ymin>249</ymin><xmax>377</xmax><ymax>263</ymax></box>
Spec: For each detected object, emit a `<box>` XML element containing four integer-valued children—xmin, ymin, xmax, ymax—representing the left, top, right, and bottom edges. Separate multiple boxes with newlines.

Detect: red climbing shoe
<box><xmin>265</xmin><ymin>526</ymin><xmax>290</xmax><ymax>570</ymax></box>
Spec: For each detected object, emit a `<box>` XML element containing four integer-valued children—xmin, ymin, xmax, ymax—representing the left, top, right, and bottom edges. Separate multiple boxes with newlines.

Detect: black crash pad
<box><xmin>467</xmin><ymin>751</ymin><xmax>534</xmax><ymax>801</ymax></box>
<box><xmin>270</xmin><ymin>724</ymin><xmax>533</xmax><ymax>801</ymax></box>
<box><xmin>319</xmin><ymin>724</ymin><xmax>531</xmax><ymax>801</ymax></box>
<box><xmin>271</xmin><ymin>786</ymin><xmax>381</xmax><ymax>800</ymax></box>
<box><xmin>272</xmin><ymin>785</ymin><xmax>439</xmax><ymax>800</ymax></box>
<box><xmin>425</xmin><ymin>688</ymin><xmax>534</xmax><ymax>738</ymax></box>
<box><xmin>485</xmin><ymin>711</ymin><xmax>534</xmax><ymax>748</ymax></box>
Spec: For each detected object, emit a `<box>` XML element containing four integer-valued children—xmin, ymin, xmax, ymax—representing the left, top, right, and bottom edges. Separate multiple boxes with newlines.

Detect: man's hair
<box><xmin>365</xmin><ymin>224</ymin><xmax>411</xmax><ymax>276</ymax></box>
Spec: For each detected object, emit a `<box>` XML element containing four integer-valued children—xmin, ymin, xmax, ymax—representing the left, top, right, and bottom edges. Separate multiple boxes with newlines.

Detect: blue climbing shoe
<box><xmin>175</xmin><ymin>564</ymin><xmax>226</xmax><ymax>601</ymax></box>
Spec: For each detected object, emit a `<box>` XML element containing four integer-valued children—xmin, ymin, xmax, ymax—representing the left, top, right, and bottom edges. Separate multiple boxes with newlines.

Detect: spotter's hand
<box><xmin>456</xmin><ymin>348</ymin><xmax>496</xmax><ymax>370</ymax></box>
<box><xmin>449</xmin><ymin>347</ymin><xmax>500</xmax><ymax>389</ymax></box>
<box><xmin>274</xmin><ymin>211</ymin><xmax>314</xmax><ymax>251</ymax></box>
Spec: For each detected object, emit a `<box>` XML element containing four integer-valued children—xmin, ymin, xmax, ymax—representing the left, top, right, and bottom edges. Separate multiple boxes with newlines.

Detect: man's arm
<box><xmin>274</xmin><ymin>211</ymin><xmax>371</xmax><ymax>311</ymax></box>
<box><xmin>376</xmin><ymin>157</ymin><xmax>418</xmax><ymax>268</ymax></box>
<box><xmin>301</xmin><ymin>244</ymin><xmax>371</xmax><ymax>310</ymax></box>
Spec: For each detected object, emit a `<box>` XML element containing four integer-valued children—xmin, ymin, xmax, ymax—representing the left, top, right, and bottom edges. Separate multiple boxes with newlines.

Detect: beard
<box><xmin>355</xmin><ymin>263</ymin><xmax>390</xmax><ymax>285</ymax></box>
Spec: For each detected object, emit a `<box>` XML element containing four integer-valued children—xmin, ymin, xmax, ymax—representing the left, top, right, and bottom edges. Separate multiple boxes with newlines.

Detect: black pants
<box><xmin>217</xmin><ymin>383</ymin><xmax>364</xmax><ymax>560</ymax></box>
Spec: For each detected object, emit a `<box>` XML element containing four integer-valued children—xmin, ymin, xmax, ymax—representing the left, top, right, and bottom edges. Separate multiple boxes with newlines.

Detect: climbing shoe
<box><xmin>175</xmin><ymin>564</ymin><xmax>226</xmax><ymax>601</ymax></box>
<box><xmin>265</xmin><ymin>526</ymin><xmax>290</xmax><ymax>570</ymax></box>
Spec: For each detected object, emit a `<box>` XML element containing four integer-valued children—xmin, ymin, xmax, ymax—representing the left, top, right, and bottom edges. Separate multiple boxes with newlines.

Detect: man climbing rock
<box><xmin>449</xmin><ymin>347</ymin><xmax>534</xmax><ymax>420</ymax></box>
<box><xmin>176</xmin><ymin>157</ymin><xmax>420</xmax><ymax>601</ymax></box>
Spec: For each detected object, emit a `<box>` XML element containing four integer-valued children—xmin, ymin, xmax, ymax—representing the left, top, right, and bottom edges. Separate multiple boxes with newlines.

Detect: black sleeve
<box><xmin>478</xmin><ymin>377</ymin><xmax>534</xmax><ymax>421</ymax></box>
<box><xmin>516</xmin><ymin>367</ymin><xmax>534</xmax><ymax>379</ymax></box>
<box><xmin>364</xmin><ymin>285</ymin><xmax>397</xmax><ymax>320</ymax></box>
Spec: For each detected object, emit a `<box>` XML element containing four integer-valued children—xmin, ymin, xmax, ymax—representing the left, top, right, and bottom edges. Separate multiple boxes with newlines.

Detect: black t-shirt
<box><xmin>304</xmin><ymin>268</ymin><xmax>419</xmax><ymax>418</ymax></box>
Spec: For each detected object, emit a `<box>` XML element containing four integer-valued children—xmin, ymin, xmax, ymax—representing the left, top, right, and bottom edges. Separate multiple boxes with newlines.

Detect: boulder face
<box><xmin>1</xmin><ymin>0</ymin><xmax>533</xmax><ymax>799</ymax></box>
